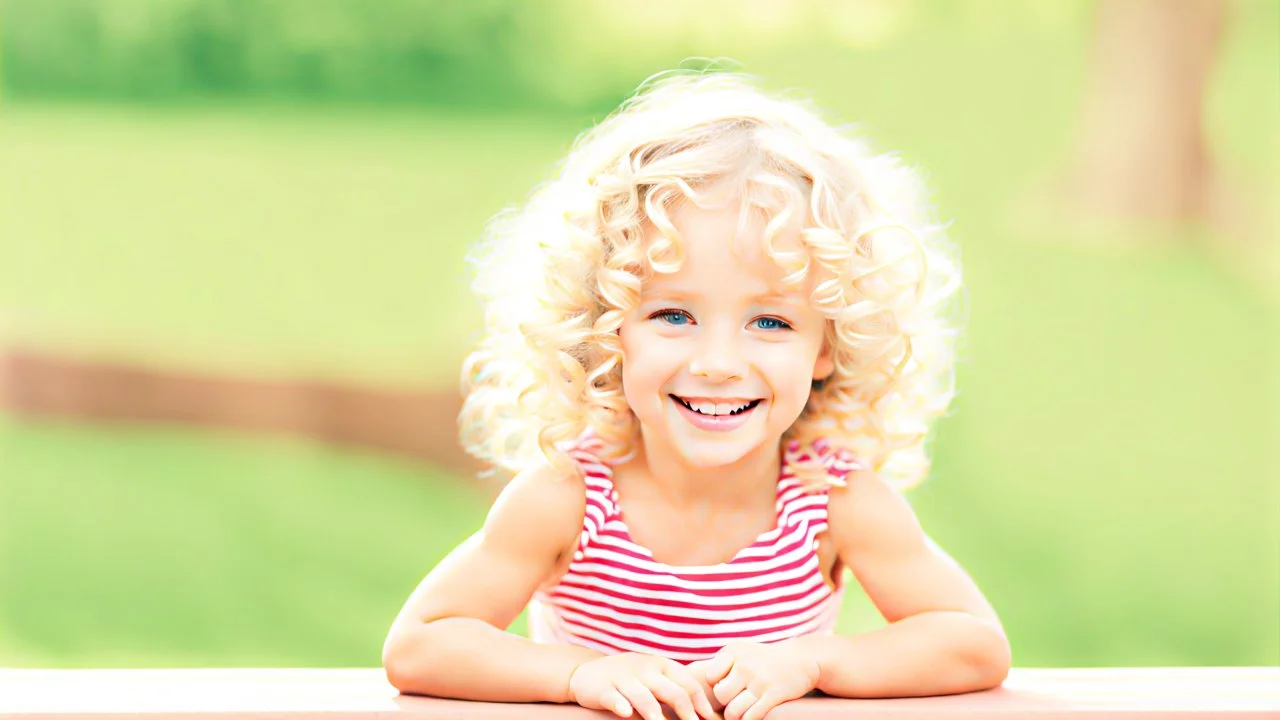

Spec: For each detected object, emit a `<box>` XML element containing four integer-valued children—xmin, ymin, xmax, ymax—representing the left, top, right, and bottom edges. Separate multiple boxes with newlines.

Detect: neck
<box><xmin>625</xmin><ymin>428</ymin><xmax>782</xmax><ymax>508</ymax></box>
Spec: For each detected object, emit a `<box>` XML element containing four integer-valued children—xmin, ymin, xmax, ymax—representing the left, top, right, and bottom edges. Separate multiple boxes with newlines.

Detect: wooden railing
<box><xmin>0</xmin><ymin>668</ymin><xmax>1276</xmax><ymax>718</ymax></box>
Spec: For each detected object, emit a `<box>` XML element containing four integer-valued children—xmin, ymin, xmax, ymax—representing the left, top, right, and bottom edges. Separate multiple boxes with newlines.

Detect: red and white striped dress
<box><xmin>528</xmin><ymin>437</ymin><xmax>862</xmax><ymax>663</ymax></box>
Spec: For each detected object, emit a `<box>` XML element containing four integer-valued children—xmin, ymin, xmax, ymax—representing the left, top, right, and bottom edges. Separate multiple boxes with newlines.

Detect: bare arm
<box><xmin>381</xmin><ymin>464</ymin><xmax>601</xmax><ymax>702</ymax></box>
<box><xmin>800</xmin><ymin>471</ymin><xmax>1011</xmax><ymax>698</ymax></box>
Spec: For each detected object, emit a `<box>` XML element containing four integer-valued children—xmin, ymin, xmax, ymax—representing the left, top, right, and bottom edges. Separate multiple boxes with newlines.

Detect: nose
<box><xmin>688</xmin><ymin>326</ymin><xmax>748</xmax><ymax>383</ymax></box>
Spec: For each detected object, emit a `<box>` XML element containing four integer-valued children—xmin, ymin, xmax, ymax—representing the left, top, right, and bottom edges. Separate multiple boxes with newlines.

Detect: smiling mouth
<box><xmin>670</xmin><ymin>395</ymin><xmax>763</xmax><ymax>416</ymax></box>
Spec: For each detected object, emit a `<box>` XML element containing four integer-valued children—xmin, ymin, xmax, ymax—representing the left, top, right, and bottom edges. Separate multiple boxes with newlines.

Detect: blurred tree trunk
<box><xmin>1066</xmin><ymin>0</ymin><xmax>1226</xmax><ymax>225</ymax></box>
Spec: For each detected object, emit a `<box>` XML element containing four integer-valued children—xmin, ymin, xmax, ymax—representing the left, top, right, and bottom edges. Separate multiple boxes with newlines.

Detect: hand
<box><xmin>689</xmin><ymin>640</ymin><xmax>820</xmax><ymax>720</ymax></box>
<box><xmin>568</xmin><ymin>652</ymin><xmax>720</xmax><ymax>720</ymax></box>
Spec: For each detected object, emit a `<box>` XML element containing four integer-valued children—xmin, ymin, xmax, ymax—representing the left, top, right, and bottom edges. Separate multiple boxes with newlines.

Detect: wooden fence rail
<box><xmin>0</xmin><ymin>668</ymin><xmax>1277</xmax><ymax>719</ymax></box>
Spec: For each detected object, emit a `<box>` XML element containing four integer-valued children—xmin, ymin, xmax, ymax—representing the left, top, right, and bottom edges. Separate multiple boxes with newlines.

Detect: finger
<box><xmin>712</xmin><ymin>668</ymin><xmax>749</xmax><ymax>707</ymax></box>
<box><xmin>723</xmin><ymin>687</ymin><xmax>758</xmax><ymax>720</ymax></box>
<box><xmin>684</xmin><ymin>660</ymin><xmax>709</xmax><ymax>678</ymax></box>
<box><xmin>702</xmin><ymin>652</ymin><xmax>735</xmax><ymax>684</ymax></box>
<box><xmin>645</xmin><ymin>671</ymin><xmax>698</xmax><ymax>720</ymax></box>
<box><xmin>741</xmin><ymin>689</ymin><xmax>788</xmax><ymax>720</ymax></box>
<box><xmin>663</xmin><ymin>665</ymin><xmax>718</xmax><ymax>720</ymax></box>
<box><xmin>616</xmin><ymin>676</ymin><xmax>664</xmax><ymax>720</ymax></box>
<box><xmin>683</xmin><ymin>662</ymin><xmax>725</xmax><ymax>714</ymax></box>
<box><xmin>599</xmin><ymin>686</ymin><xmax>634</xmax><ymax>718</ymax></box>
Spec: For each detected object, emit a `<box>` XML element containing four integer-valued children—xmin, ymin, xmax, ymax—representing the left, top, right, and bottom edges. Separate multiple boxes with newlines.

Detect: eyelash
<box><xmin>650</xmin><ymin>309</ymin><xmax>693</xmax><ymax>325</ymax></box>
<box><xmin>752</xmin><ymin>316</ymin><xmax>792</xmax><ymax>331</ymax></box>
<box><xmin>648</xmin><ymin>310</ymin><xmax>793</xmax><ymax>331</ymax></box>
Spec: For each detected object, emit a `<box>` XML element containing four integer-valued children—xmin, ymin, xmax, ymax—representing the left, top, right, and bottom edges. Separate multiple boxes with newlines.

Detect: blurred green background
<box><xmin>0</xmin><ymin>0</ymin><xmax>1276</xmax><ymax>670</ymax></box>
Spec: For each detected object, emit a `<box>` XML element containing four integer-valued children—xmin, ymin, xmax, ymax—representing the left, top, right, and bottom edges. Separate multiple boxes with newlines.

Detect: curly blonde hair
<box><xmin>459</xmin><ymin>71</ymin><xmax>962</xmax><ymax>491</ymax></box>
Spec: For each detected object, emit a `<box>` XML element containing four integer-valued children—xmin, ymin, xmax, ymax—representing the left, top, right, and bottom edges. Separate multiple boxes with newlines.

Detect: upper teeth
<box><xmin>687</xmin><ymin>400</ymin><xmax>752</xmax><ymax>416</ymax></box>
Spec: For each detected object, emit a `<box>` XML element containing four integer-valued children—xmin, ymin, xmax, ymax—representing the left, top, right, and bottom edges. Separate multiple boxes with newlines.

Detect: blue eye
<box><xmin>652</xmin><ymin>310</ymin><xmax>693</xmax><ymax>326</ymax></box>
<box><xmin>752</xmin><ymin>316</ymin><xmax>792</xmax><ymax>331</ymax></box>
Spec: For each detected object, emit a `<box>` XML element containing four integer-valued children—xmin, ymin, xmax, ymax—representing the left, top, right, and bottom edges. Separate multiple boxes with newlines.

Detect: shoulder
<box><xmin>480</xmin><ymin>461</ymin><xmax>587</xmax><ymax>563</ymax></box>
<box><xmin>825</xmin><ymin>465</ymin><xmax>927</xmax><ymax>558</ymax></box>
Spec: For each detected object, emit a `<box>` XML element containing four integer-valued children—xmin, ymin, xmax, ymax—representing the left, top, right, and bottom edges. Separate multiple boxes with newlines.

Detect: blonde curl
<box><xmin>459</xmin><ymin>71</ymin><xmax>963</xmax><ymax>491</ymax></box>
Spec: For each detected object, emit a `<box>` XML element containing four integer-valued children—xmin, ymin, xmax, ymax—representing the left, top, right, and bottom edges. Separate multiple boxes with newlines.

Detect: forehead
<box><xmin>644</xmin><ymin>191</ymin><xmax>809</xmax><ymax>294</ymax></box>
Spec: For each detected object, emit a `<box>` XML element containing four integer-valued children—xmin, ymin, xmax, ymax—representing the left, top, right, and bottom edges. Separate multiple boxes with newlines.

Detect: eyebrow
<box><xmin>640</xmin><ymin>287</ymin><xmax>805</xmax><ymax>307</ymax></box>
<box><xmin>750</xmin><ymin>292</ymin><xmax>807</xmax><ymax>307</ymax></box>
<box><xmin>638</xmin><ymin>287</ymin><xmax>696</xmax><ymax>303</ymax></box>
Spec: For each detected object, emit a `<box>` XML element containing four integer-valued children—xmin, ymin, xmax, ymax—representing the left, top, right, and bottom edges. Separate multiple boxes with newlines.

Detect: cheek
<box><xmin>758</xmin><ymin>343</ymin><xmax>824</xmax><ymax>397</ymax></box>
<box><xmin>618</xmin><ymin>327</ymin><xmax>664</xmax><ymax>406</ymax></box>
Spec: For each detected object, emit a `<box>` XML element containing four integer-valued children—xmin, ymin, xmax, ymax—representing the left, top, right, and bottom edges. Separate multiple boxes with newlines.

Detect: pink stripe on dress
<box><xmin>529</xmin><ymin>437</ymin><xmax>862</xmax><ymax>663</ymax></box>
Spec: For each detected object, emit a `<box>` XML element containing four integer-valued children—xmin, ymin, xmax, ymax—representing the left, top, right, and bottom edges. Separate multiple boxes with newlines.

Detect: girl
<box><xmin>383</xmin><ymin>72</ymin><xmax>1010</xmax><ymax>720</ymax></box>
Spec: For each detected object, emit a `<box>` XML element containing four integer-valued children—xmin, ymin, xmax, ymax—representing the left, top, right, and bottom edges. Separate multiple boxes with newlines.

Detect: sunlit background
<box><xmin>0</xmin><ymin>0</ymin><xmax>1276</xmax><ymax>670</ymax></box>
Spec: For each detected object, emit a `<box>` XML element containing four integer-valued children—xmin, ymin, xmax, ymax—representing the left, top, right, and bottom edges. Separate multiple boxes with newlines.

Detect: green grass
<box><xmin>0</xmin><ymin>417</ymin><xmax>489</xmax><ymax>667</ymax></box>
<box><xmin>0</xmin><ymin>6</ymin><xmax>1276</xmax><ymax>669</ymax></box>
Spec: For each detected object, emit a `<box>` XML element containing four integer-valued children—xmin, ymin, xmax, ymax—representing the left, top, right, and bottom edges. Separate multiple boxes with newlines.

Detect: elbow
<box><xmin>974</xmin><ymin>641</ymin><xmax>1012</xmax><ymax>690</ymax></box>
<box><xmin>381</xmin><ymin>633</ymin><xmax>414</xmax><ymax>693</ymax></box>
<box><xmin>962</xmin><ymin>619</ymin><xmax>1012</xmax><ymax>691</ymax></box>
<box><xmin>382</xmin><ymin>624</ymin><xmax>438</xmax><ymax>695</ymax></box>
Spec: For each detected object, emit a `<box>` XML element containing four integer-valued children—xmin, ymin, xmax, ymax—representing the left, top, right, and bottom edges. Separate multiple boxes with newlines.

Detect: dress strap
<box><xmin>564</xmin><ymin>439</ymin><xmax>619</xmax><ymax>555</ymax></box>
<box><xmin>776</xmin><ymin>438</ymin><xmax>866</xmax><ymax>536</ymax></box>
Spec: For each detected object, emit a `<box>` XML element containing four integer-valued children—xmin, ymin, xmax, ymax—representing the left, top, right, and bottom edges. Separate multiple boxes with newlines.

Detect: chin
<box><xmin>668</xmin><ymin>429</ymin><xmax>780</xmax><ymax>469</ymax></box>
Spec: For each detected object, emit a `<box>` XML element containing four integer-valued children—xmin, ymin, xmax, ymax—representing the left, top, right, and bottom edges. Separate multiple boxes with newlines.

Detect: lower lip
<box><xmin>673</xmin><ymin>398</ymin><xmax>759</xmax><ymax>432</ymax></box>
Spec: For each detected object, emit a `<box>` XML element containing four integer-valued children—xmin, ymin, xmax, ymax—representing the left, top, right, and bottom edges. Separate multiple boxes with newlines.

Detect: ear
<box><xmin>812</xmin><ymin>341</ymin><xmax>835</xmax><ymax>381</ymax></box>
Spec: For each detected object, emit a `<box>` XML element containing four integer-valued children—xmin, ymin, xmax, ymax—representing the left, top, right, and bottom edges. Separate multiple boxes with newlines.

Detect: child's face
<box><xmin>618</xmin><ymin>189</ymin><xmax>834</xmax><ymax>471</ymax></box>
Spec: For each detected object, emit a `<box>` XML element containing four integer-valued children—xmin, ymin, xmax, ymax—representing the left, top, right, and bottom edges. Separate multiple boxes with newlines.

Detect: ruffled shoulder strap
<box><xmin>776</xmin><ymin>438</ymin><xmax>866</xmax><ymax>536</ymax></box>
<box><xmin>562</xmin><ymin>434</ymin><xmax>620</xmax><ymax>557</ymax></box>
